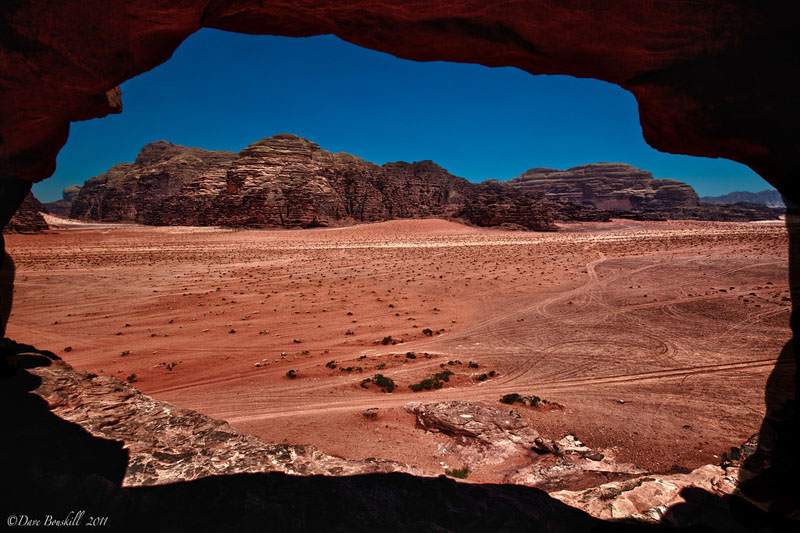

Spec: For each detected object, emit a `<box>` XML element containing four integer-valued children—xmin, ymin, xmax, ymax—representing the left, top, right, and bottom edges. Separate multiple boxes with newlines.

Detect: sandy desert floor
<box><xmin>4</xmin><ymin>218</ymin><xmax>792</xmax><ymax>484</ymax></box>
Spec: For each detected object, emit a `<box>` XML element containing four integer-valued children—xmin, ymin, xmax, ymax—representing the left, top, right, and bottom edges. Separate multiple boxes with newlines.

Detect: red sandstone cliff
<box><xmin>71</xmin><ymin>134</ymin><xmax>564</xmax><ymax>231</ymax></box>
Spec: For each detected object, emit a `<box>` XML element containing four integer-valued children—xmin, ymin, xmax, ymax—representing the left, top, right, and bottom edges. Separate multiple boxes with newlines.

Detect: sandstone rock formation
<box><xmin>205</xmin><ymin>135</ymin><xmax>472</xmax><ymax>228</ymax></box>
<box><xmin>70</xmin><ymin>141</ymin><xmax>238</xmax><ymax>225</ymax></box>
<box><xmin>3</xmin><ymin>192</ymin><xmax>48</xmax><ymax>234</ymax></box>
<box><xmin>508</xmin><ymin>163</ymin><xmax>781</xmax><ymax>221</ymax></box>
<box><xmin>71</xmin><ymin>134</ymin><xmax>562</xmax><ymax>231</ymax></box>
<box><xmin>550</xmin><ymin>464</ymin><xmax>740</xmax><ymax>524</ymax></box>
<box><xmin>42</xmin><ymin>185</ymin><xmax>82</xmax><ymax>217</ymax></box>
<box><xmin>509</xmin><ymin>163</ymin><xmax>699</xmax><ymax>212</ymax></box>
<box><xmin>68</xmin><ymin>135</ymin><xmax>775</xmax><ymax>230</ymax></box>
<box><xmin>404</xmin><ymin>401</ymin><xmax>644</xmax><ymax>491</ymax></box>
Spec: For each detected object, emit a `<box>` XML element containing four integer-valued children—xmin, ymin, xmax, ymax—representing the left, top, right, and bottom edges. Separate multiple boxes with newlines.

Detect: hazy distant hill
<box><xmin>700</xmin><ymin>190</ymin><xmax>784</xmax><ymax>208</ymax></box>
<box><xmin>43</xmin><ymin>184</ymin><xmax>83</xmax><ymax>217</ymax></box>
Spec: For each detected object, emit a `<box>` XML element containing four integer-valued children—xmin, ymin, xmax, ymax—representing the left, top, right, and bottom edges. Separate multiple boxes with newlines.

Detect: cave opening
<box><xmin>2</xmin><ymin>11</ymin><xmax>797</xmax><ymax>528</ymax></box>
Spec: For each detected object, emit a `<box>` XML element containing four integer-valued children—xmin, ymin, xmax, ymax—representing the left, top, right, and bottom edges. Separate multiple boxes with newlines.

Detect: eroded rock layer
<box><xmin>25</xmin><ymin>351</ymin><xmax>420</xmax><ymax>485</ymax></box>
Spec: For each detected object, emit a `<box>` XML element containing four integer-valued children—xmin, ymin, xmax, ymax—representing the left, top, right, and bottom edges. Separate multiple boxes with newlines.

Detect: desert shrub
<box><xmin>325</xmin><ymin>360</ymin><xmax>337</xmax><ymax>369</ymax></box>
<box><xmin>286</xmin><ymin>369</ymin><xmax>297</xmax><ymax>379</ymax></box>
<box><xmin>499</xmin><ymin>393</ymin><xmax>560</xmax><ymax>408</ymax></box>
<box><xmin>476</xmin><ymin>373</ymin><xmax>488</xmax><ymax>381</ymax></box>
<box><xmin>422</xmin><ymin>328</ymin><xmax>433</xmax><ymax>336</ymax></box>
<box><xmin>409</xmin><ymin>370</ymin><xmax>453</xmax><ymax>392</ymax></box>
<box><xmin>339</xmin><ymin>366</ymin><xmax>362</xmax><ymax>373</ymax></box>
<box><xmin>125</xmin><ymin>373</ymin><xmax>137</xmax><ymax>383</ymax></box>
<box><xmin>500</xmin><ymin>393</ymin><xmax>523</xmax><ymax>405</ymax></box>
<box><xmin>405</xmin><ymin>352</ymin><xmax>416</xmax><ymax>359</ymax></box>
<box><xmin>381</xmin><ymin>336</ymin><xmax>395</xmax><ymax>345</ymax></box>
<box><xmin>371</xmin><ymin>374</ymin><xmax>395</xmax><ymax>393</ymax></box>
<box><xmin>376</xmin><ymin>362</ymin><xmax>386</xmax><ymax>370</ymax></box>
<box><xmin>434</xmin><ymin>370</ymin><xmax>454</xmax><ymax>382</ymax></box>
<box><xmin>468</xmin><ymin>361</ymin><xmax>479</xmax><ymax>368</ymax></box>
<box><xmin>445</xmin><ymin>466</ymin><xmax>470</xmax><ymax>479</ymax></box>
<box><xmin>360</xmin><ymin>378</ymin><xmax>371</xmax><ymax>389</ymax></box>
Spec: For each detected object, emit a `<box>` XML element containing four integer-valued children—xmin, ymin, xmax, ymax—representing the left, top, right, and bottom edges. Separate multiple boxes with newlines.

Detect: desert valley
<box><xmin>4</xmin><ymin>211</ymin><xmax>790</xmax><ymax>520</ymax></box>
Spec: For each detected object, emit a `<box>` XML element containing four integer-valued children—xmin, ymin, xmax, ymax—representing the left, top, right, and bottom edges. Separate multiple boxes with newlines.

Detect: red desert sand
<box><xmin>5</xmin><ymin>218</ymin><xmax>791</xmax><ymax>482</ymax></box>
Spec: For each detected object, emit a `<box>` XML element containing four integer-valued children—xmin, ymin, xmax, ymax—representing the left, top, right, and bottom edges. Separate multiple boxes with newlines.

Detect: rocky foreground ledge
<box><xmin>0</xmin><ymin>341</ymin><xmax>778</xmax><ymax>531</ymax></box>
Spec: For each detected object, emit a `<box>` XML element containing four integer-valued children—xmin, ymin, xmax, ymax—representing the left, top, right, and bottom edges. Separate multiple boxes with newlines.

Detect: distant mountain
<box><xmin>42</xmin><ymin>185</ymin><xmax>82</xmax><ymax>217</ymax></box>
<box><xmin>700</xmin><ymin>190</ymin><xmax>785</xmax><ymax>208</ymax></box>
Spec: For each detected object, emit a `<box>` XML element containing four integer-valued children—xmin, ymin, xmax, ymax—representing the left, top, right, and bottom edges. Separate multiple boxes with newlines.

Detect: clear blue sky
<box><xmin>34</xmin><ymin>29</ymin><xmax>770</xmax><ymax>202</ymax></box>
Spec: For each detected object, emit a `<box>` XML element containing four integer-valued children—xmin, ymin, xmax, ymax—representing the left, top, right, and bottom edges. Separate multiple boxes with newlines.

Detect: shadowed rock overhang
<box><xmin>0</xmin><ymin>1</ymin><xmax>798</xmax><ymax>201</ymax></box>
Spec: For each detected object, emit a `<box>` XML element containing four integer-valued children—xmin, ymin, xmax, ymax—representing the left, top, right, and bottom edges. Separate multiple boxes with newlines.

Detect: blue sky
<box><xmin>34</xmin><ymin>29</ymin><xmax>770</xmax><ymax>202</ymax></box>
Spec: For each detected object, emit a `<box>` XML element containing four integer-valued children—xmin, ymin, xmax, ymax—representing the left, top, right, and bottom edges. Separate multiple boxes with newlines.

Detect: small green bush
<box><xmin>500</xmin><ymin>393</ymin><xmax>522</xmax><ymax>405</ymax></box>
<box><xmin>499</xmin><ymin>393</ymin><xmax>560</xmax><ymax>408</ymax></box>
<box><xmin>286</xmin><ymin>369</ymin><xmax>297</xmax><ymax>379</ymax></box>
<box><xmin>371</xmin><ymin>374</ymin><xmax>395</xmax><ymax>393</ymax></box>
<box><xmin>434</xmin><ymin>370</ymin><xmax>454</xmax><ymax>382</ymax></box>
<box><xmin>445</xmin><ymin>466</ymin><xmax>470</xmax><ymax>479</ymax></box>
<box><xmin>409</xmin><ymin>370</ymin><xmax>453</xmax><ymax>392</ymax></box>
